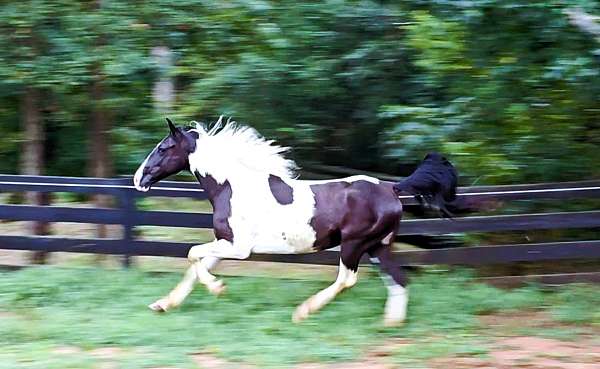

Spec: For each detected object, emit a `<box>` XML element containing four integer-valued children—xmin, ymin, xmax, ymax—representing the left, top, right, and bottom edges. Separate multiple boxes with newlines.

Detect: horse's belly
<box><xmin>229</xmin><ymin>182</ymin><xmax>317</xmax><ymax>254</ymax></box>
<box><xmin>251</xmin><ymin>227</ymin><xmax>317</xmax><ymax>254</ymax></box>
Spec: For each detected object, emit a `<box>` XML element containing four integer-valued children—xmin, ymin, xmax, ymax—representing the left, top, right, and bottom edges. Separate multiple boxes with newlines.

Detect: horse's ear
<box><xmin>166</xmin><ymin>118</ymin><xmax>179</xmax><ymax>137</ymax></box>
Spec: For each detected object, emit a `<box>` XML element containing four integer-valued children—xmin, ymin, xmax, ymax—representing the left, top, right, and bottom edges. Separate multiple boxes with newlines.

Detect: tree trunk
<box><xmin>88</xmin><ymin>0</ymin><xmax>114</xmax><ymax>264</ymax></box>
<box><xmin>20</xmin><ymin>87</ymin><xmax>50</xmax><ymax>264</ymax></box>
<box><xmin>89</xmin><ymin>73</ymin><xmax>113</xmax><ymax>240</ymax></box>
<box><xmin>151</xmin><ymin>46</ymin><xmax>174</xmax><ymax>113</ymax></box>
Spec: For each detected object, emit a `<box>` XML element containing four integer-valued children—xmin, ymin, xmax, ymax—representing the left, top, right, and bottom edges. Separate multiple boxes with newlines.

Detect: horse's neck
<box><xmin>195</xmin><ymin>171</ymin><xmax>291</xmax><ymax>205</ymax></box>
<box><xmin>194</xmin><ymin>173</ymin><xmax>230</xmax><ymax>203</ymax></box>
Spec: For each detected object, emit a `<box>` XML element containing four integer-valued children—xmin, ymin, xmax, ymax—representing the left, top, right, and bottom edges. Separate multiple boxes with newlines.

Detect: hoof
<box><xmin>207</xmin><ymin>279</ymin><xmax>226</xmax><ymax>296</ymax></box>
<box><xmin>148</xmin><ymin>299</ymin><xmax>170</xmax><ymax>312</ymax></box>
<box><xmin>383</xmin><ymin>317</ymin><xmax>405</xmax><ymax>327</ymax></box>
<box><xmin>292</xmin><ymin>303</ymin><xmax>310</xmax><ymax>323</ymax></box>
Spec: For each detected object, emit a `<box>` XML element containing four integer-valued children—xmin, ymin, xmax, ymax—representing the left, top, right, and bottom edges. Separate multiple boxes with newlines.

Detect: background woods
<box><xmin>0</xmin><ymin>0</ymin><xmax>599</xmax><ymax>185</ymax></box>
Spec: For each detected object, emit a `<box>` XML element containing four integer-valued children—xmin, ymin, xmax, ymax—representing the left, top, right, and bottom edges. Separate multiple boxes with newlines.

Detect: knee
<box><xmin>187</xmin><ymin>246</ymin><xmax>203</xmax><ymax>263</ymax></box>
<box><xmin>199</xmin><ymin>256</ymin><xmax>220</xmax><ymax>271</ymax></box>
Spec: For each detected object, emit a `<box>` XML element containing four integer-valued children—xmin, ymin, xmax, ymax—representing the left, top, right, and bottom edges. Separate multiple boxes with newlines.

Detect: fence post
<box><xmin>120</xmin><ymin>180</ymin><xmax>136</xmax><ymax>268</ymax></box>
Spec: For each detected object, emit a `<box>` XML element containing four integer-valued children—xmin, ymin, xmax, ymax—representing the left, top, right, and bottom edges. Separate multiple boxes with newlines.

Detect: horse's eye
<box><xmin>158</xmin><ymin>147</ymin><xmax>166</xmax><ymax>154</ymax></box>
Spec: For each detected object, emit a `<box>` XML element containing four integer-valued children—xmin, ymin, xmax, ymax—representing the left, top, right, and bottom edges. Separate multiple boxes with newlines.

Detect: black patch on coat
<box><xmin>309</xmin><ymin>181</ymin><xmax>349</xmax><ymax>251</ymax></box>
<box><xmin>195</xmin><ymin>172</ymin><xmax>234</xmax><ymax>242</ymax></box>
<box><xmin>309</xmin><ymin>179</ymin><xmax>403</xmax><ymax>272</ymax></box>
<box><xmin>268</xmin><ymin>175</ymin><xmax>294</xmax><ymax>205</ymax></box>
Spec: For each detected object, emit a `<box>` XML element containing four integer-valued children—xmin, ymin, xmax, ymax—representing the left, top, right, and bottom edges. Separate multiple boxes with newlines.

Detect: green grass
<box><xmin>0</xmin><ymin>266</ymin><xmax>598</xmax><ymax>368</ymax></box>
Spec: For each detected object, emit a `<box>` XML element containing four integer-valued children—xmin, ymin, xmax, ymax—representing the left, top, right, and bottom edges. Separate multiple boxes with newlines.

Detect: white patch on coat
<box><xmin>224</xmin><ymin>175</ymin><xmax>317</xmax><ymax>254</ymax></box>
<box><xmin>133</xmin><ymin>155</ymin><xmax>150</xmax><ymax>192</ymax></box>
<box><xmin>187</xmin><ymin>120</ymin><xmax>302</xmax><ymax>254</ymax></box>
<box><xmin>134</xmin><ymin>140</ymin><xmax>163</xmax><ymax>192</ymax></box>
<box><xmin>305</xmin><ymin>175</ymin><xmax>380</xmax><ymax>185</ymax></box>
<box><xmin>382</xmin><ymin>231</ymin><xmax>394</xmax><ymax>245</ymax></box>
<box><xmin>187</xmin><ymin>119</ymin><xmax>382</xmax><ymax>255</ymax></box>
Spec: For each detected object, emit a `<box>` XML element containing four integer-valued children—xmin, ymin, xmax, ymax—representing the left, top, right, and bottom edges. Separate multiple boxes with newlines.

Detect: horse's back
<box><xmin>228</xmin><ymin>175</ymin><xmax>401</xmax><ymax>253</ymax></box>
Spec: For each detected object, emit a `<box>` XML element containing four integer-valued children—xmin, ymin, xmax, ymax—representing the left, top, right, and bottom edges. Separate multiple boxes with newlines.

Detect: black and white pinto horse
<box><xmin>134</xmin><ymin>118</ymin><xmax>458</xmax><ymax>326</ymax></box>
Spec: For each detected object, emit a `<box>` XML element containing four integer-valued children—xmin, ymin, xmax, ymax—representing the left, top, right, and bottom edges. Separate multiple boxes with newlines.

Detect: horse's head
<box><xmin>133</xmin><ymin>118</ymin><xmax>198</xmax><ymax>192</ymax></box>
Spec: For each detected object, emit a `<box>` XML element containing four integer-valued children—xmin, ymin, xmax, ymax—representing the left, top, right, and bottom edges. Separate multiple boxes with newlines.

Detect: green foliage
<box><xmin>0</xmin><ymin>1</ymin><xmax>599</xmax><ymax>183</ymax></box>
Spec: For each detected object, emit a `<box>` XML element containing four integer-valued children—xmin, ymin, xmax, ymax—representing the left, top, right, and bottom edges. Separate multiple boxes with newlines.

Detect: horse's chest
<box><xmin>228</xmin><ymin>185</ymin><xmax>317</xmax><ymax>254</ymax></box>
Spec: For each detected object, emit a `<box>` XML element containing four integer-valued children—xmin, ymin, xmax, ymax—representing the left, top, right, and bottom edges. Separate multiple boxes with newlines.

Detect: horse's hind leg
<box><xmin>292</xmin><ymin>240</ymin><xmax>365</xmax><ymax>323</ymax></box>
<box><xmin>369</xmin><ymin>242</ymin><xmax>409</xmax><ymax>327</ymax></box>
<box><xmin>292</xmin><ymin>258</ymin><xmax>358</xmax><ymax>323</ymax></box>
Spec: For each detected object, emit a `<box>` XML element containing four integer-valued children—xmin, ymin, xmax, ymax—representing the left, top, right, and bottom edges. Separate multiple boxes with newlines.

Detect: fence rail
<box><xmin>0</xmin><ymin>175</ymin><xmax>599</xmax><ymax>284</ymax></box>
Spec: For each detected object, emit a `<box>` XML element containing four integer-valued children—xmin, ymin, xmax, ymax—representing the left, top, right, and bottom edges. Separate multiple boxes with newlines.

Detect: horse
<box><xmin>133</xmin><ymin>117</ymin><xmax>458</xmax><ymax>326</ymax></box>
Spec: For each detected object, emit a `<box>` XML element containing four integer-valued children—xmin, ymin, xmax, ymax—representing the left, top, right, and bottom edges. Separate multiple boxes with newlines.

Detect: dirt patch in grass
<box><xmin>194</xmin><ymin>345</ymin><xmax>403</xmax><ymax>369</ymax></box>
<box><xmin>432</xmin><ymin>336</ymin><xmax>600</xmax><ymax>369</ymax></box>
<box><xmin>40</xmin><ymin>336</ymin><xmax>600</xmax><ymax>369</ymax></box>
<box><xmin>52</xmin><ymin>345</ymin><xmax>84</xmax><ymax>355</ymax></box>
<box><xmin>0</xmin><ymin>310</ymin><xmax>20</xmax><ymax>319</ymax></box>
<box><xmin>191</xmin><ymin>338</ymin><xmax>415</xmax><ymax>369</ymax></box>
<box><xmin>493</xmin><ymin>336</ymin><xmax>600</xmax><ymax>365</ymax></box>
<box><xmin>193</xmin><ymin>352</ymin><xmax>257</xmax><ymax>369</ymax></box>
<box><xmin>479</xmin><ymin>310</ymin><xmax>600</xmax><ymax>338</ymax></box>
<box><xmin>479</xmin><ymin>310</ymin><xmax>559</xmax><ymax>334</ymax></box>
<box><xmin>294</xmin><ymin>361</ymin><xmax>390</xmax><ymax>369</ymax></box>
<box><xmin>425</xmin><ymin>311</ymin><xmax>600</xmax><ymax>369</ymax></box>
<box><xmin>89</xmin><ymin>347</ymin><xmax>127</xmax><ymax>359</ymax></box>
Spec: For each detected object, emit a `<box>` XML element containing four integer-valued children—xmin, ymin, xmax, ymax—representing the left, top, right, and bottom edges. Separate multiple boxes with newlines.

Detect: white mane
<box><xmin>189</xmin><ymin>116</ymin><xmax>297</xmax><ymax>184</ymax></box>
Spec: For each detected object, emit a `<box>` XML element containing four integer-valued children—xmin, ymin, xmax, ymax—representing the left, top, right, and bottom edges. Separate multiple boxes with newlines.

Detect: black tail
<box><xmin>393</xmin><ymin>152</ymin><xmax>458</xmax><ymax>218</ymax></box>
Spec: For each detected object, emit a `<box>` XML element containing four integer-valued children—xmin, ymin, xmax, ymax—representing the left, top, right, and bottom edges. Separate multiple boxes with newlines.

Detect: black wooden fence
<box><xmin>1</xmin><ymin>174</ymin><xmax>599</xmax><ymax>284</ymax></box>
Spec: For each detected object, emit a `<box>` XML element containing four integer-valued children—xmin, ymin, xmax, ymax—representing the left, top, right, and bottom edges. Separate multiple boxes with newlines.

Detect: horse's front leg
<box><xmin>148</xmin><ymin>239</ymin><xmax>251</xmax><ymax>312</ymax></box>
<box><xmin>188</xmin><ymin>239</ymin><xmax>252</xmax><ymax>295</ymax></box>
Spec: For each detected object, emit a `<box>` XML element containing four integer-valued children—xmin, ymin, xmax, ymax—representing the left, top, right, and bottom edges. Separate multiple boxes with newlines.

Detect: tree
<box><xmin>0</xmin><ymin>0</ymin><xmax>599</xmax><ymax>190</ymax></box>
<box><xmin>0</xmin><ymin>2</ymin><xmax>67</xmax><ymax>263</ymax></box>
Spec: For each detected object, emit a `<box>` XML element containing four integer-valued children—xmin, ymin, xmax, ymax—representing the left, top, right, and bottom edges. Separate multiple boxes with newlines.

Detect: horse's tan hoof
<box><xmin>292</xmin><ymin>303</ymin><xmax>310</xmax><ymax>323</ymax></box>
<box><xmin>148</xmin><ymin>299</ymin><xmax>169</xmax><ymax>312</ymax></box>
<box><xmin>207</xmin><ymin>279</ymin><xmax>226</xmax><ymax>296</ymax></box>
<box><xmin>383</xmin><ymin>317</ymin><xmax>405</xmax><ymax>327</ymax></box>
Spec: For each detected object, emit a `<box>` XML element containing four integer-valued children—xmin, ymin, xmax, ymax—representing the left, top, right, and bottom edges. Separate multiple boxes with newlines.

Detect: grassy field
<box><xmin>0</xmin><ymin>265</ymin><xmax>599</xmax><ymax>369</ymax></box>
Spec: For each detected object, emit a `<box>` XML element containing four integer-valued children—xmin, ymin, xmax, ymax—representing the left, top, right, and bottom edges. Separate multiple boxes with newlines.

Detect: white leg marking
<box><xmin>188</xmin><ymin>240</ymin><xmax>251</xmax><ymax>296</ymax></box>
<box><xmin>188</xmin><ymin>239</ymin><xmax>251</xmax><ymax>261</ymax></box>
<box><xmin>192</xmin><ymin>257</ymin><xmax>226</xmax><ymax>296</ymax></box>
<box><xmin>292</xmin><ymin>260</ymin><xmax>358</xmax><ymax>323</ymax></box>
<box><xmin>149</xmin><ymin>265</ymin><xmax>198</xmax><ymax>312</ymax></box>
<box><xmin>382</xmin><ymin>276</ymin><xmax>408</xmax><ymax>327</ymax></box>
<box><xmin>381</xmin><ymin>231</ymin><xmax>394</xmax><ymax>245</ymax></box>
